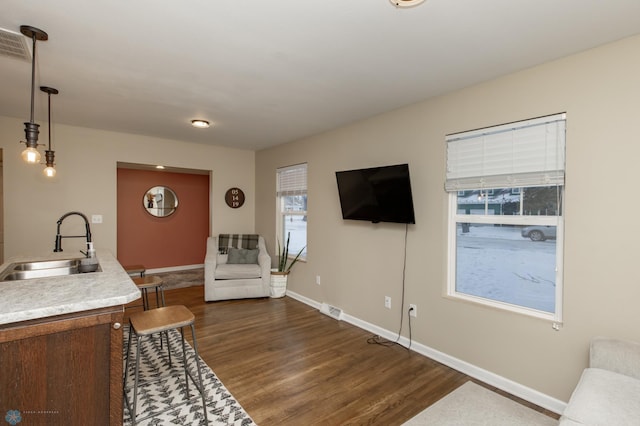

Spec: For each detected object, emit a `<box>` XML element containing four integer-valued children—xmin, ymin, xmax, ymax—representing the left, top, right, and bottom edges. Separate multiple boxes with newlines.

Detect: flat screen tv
<box><xmin>335</xmin><ymin>163</ymin><xmax>416</xmax><ymax>224</ymax></box>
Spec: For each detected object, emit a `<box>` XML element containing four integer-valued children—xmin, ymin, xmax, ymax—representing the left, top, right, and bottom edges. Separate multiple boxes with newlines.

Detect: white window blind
<box><xmin>277</xmin><ymin>163</ymin><xmax>307</xmax><ymax>196</ymax></box>
<box><xmin>445</xmin><ymin>113</ymin><xmax>566</xmax><ymax>191</ymax></box>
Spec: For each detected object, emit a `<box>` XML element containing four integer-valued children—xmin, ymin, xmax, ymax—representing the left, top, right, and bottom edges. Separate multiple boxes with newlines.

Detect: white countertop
<box><xmin>0</xmin><ymin>250</ymin><xmax>141</xmax><ymax>325</ymax></box>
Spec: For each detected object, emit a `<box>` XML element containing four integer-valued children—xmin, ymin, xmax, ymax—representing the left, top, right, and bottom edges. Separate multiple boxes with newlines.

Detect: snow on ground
<box><xmin>284</xmin><ymin>216</ymin><xmax>307</xmax><ymax>256</ymax></box>
<box><xmin>456</xmin><ymin>224</ymin><xmax>556</xmax><ymax>313</ymax></box>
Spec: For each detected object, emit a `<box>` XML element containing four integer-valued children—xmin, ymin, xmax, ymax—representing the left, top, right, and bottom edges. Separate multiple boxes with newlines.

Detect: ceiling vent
<box><xmin>0</xmin><ymin>27</ymin><xmax>31</xmax><ymax>61</ymax></box>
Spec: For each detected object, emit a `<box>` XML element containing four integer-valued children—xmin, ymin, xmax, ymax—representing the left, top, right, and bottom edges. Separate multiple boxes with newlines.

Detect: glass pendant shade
<box><xmin>21</xmin><ymin>146</ymin><xmax>41</xmax><ymax>163</ymax></box>
<box><xmin>44</xmin><ymin>165</ymin><xmax>56</xmax><ymax>177</ymax></box>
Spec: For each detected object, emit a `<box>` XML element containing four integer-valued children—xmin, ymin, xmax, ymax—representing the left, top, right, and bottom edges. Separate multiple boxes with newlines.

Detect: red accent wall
<box><xmin>117</xmin><ymin>169</ymin><xmax>210</xmax><ymax>269</ymax></box>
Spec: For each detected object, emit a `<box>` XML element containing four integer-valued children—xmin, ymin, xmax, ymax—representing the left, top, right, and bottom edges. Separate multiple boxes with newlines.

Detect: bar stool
<box><xmin>124</xmin><ymin>264</ymin><xmax>146</xmax><ymax>277</ymax></box>
<box><xmin>131</xmin><ymin>276</ymin><xmax>168</xmax><ymax>352</ymax></box>
<box><xmin>123</xmin><ymin>305</ymin><xmax>208</xmax><ymax>425</ymax></box>
<box><xmin>132</xmin><ymin>276</ymin><xmax>165</xmax><ymax>310</ymax></box>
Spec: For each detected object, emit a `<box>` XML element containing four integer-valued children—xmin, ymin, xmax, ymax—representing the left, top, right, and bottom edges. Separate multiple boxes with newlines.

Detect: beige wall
<box><xmin>0</xmin><ymin>150</ymin><xmax>3</xmax><ymax>263</ymax></box>
<box><xmin>255</xmin><ymin>34</ymin><xmax>640</xmax><ymax>402</ymax></box>
<box><xmin>0</xmin><ymin>118</ymin><xmax>255</xmax><ymax>259</ymax></box>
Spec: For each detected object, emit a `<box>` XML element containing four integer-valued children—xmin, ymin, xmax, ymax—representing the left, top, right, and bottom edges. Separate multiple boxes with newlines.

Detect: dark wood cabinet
<box><xmin>0</xmin><ymin>306</ymin><xmax>124</xmax><ymax>426</ymax></box>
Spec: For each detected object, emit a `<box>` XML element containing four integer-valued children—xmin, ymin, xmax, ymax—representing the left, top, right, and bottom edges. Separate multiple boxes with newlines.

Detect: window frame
<box><xmin>276</xmin><ymin>163</ymin><xmax>308</xmax><ymax>261</ymax></box>
<box><xmin>447</xmin><ymin>187</ymin><xmax>564</xmax><ymax>321</ymax></box>
<box><xmin>445</xmin><ymin>113</ymin><xmax>566</xmax><ymax>322</ymax></box>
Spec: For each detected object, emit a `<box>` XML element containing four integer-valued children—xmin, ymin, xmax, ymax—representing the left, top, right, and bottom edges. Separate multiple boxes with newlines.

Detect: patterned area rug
<box><xmin>403</xmin><ymin>381</ymin><xmax>558</xmax><ymax>426</ymax></box>
<box><xmin>123</xmin><ymin>326</ymin><xmax>256</xmax><ymax>426</ymax></box>
<box><xmin>148</xmin><ymin>268</ymin><xmax>204</xmax><ymax>291</ymax></box>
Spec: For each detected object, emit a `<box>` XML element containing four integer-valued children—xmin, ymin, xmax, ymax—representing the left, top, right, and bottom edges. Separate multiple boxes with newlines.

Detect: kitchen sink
<box><xmin>12</xmin><ymin>258</ymin><xmax>80</xmax><ymax>271</ymax></box>
<box><xmin>0</xmin><ymin>258</ymin><xmax>101</xmax><ymax>281</ymax></box>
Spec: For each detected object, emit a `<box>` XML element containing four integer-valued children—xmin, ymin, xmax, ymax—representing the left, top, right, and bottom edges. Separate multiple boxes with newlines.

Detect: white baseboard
<box><xmin>146</xmin><ymin>263</ymin><xmax>204</xmax><ymax>274</ymax></box>
<box><xmin>286</xmin><ymin>290</ymin><xmax>321</xmax><ymax>310</ymax></box>
<box><xmin>286</xmin><ymin>290</ymin><xmax>566</xmax><ymax>415</ymax></box>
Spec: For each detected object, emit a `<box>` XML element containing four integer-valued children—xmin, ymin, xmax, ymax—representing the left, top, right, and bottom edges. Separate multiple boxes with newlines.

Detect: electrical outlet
<box><xmin>91</xmin><ymin>214</ymin><xmax>103</xmax><ymax>224</ymax></box>
<box><xmin>384</xmin><ymin>296</ymin><xmax>391</xmax><ymax>309</ymax></box>
<box><xmin>316</xmin><ymin>275</ymin><xmax>321</xmax><ymax>285</ymax></box>
<box><xmin>409</xmin><ymin>304</ymin><xmax>417</xmax><ymax>317</ymax></box>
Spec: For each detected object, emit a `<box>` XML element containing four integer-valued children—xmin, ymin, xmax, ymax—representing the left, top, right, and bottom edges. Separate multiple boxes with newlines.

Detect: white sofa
<box><xmin>560</xmin><ymin>337</ymin><xmax>640</xmax><ymax>425</ymax></box>
<box><xmin>204</xmin><ymin>234</ymin><xmax>271</xmax><ymax>301</ymax></box>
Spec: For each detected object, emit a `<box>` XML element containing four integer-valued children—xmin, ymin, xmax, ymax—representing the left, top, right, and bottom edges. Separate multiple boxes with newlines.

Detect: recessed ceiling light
<box><xmin>156</xmin><ymin>165</ymin><xmax>165</xmax><ymax>169</ymax></box>
<box><xmin>191</xmin><ymin>119</ymin><xmax>210</xmax><ymax>129</ymax></box>
<box><xmin>390</xmin><ymin>0</ymin><xmax>426</xmax><ymax>8</ymax></box>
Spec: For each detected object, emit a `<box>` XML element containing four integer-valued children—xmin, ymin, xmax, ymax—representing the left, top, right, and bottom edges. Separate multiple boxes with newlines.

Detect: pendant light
<box><xmin>41</xmin><ymin>86</ymin><xmax>58</xmax><ymax>177</ymax></box>
<box><xmin>19</xmin><ymin>25</ymin><xmax>48</xmax><ymax>164</ymax></box>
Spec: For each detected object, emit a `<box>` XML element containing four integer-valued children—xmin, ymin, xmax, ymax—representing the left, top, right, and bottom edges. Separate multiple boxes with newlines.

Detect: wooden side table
<box><xmin>132</xmin><ymin>276</ymin><xmax>165</xmax><ymax>310</ymax></box>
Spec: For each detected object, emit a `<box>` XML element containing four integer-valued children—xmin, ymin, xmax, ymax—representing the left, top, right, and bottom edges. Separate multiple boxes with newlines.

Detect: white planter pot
<box><xmin>270</xmin><ymin>272</ymin><xmax>288</xmax><ymax>298</ymax></box>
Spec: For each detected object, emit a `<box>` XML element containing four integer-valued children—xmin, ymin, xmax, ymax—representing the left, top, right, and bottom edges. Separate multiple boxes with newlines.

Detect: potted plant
<box><xmin>270</xmin><ymin>232</ymin><xmax>305</xmax><ymax>298</ymax></box>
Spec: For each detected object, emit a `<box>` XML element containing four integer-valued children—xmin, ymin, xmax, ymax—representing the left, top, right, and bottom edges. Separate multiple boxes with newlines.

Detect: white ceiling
<box><xmin>2</xmin><ymin>1</ymin><xmax>640</xmax><ymax>151</ymax></box>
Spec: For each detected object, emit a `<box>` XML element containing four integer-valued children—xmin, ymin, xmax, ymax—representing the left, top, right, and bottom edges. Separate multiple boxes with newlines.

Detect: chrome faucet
<box><xmin>54</xmin><ymin>211</ymin><xmax>92</xmax><ymax>253</ymax></box>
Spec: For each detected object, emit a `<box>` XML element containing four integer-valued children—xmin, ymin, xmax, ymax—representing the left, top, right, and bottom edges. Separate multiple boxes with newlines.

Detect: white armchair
<box><xmin>204</xmin><ymin>234</ymin><xmax>271</xmax><ymax>301</ymax></box>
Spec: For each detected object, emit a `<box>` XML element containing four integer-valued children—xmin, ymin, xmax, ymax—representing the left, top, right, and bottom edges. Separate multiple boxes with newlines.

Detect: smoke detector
<box><xmin>390</xmin><ymin>0</ymin><xmax>426</xmax><ymax>8</ymax></box>
<box><xmin>0</xmin><ymin>27</ymin><xmax>31</xmax><ymax>61</ymax></box>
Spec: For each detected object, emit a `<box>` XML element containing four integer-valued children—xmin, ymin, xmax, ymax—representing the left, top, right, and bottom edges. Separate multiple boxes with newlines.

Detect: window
<box><xmin>445</xmin><ymin>114</ymin><xmax>565</xmax><ymax>321</ymax></box>
<box><xmin>276</xmin><ymin>163</ymin><xmax>307</xmax><ymax>260</ymax></box>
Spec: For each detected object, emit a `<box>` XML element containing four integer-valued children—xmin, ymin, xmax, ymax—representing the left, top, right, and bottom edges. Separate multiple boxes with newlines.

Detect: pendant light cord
<box><xmin>47</xmin><ymin>91</ymin><xmax>51</xmax><ymax>150</ymax></box>
<box><xmin>29</xmin><ymin>33</ymin><xmax>37</xmax><ymax>124</ymax></box>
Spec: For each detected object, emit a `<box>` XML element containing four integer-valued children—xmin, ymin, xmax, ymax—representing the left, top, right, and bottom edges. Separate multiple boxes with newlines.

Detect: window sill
<box><xmin>444</xmin><ymin>292</ymin><xmax>561</xmax><ymax>323</ymax></box>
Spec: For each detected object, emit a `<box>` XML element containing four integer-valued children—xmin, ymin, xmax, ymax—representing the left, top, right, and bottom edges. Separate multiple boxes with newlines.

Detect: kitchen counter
<box><xmin>0</xmin><ymin>250</ymin><xmax>140</xmax><ymax>325</ymax></box>
<box><xmin>0</xmin><ymin>250</ymin><xmax>137</xmax><ymax>424</ymax></box>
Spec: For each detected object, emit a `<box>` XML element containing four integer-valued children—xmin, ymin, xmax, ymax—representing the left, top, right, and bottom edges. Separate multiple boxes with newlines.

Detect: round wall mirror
<box><xmin>144</xmin><ymin>186</ymin><xmax>178</xmax><ymax>217</ymax></box>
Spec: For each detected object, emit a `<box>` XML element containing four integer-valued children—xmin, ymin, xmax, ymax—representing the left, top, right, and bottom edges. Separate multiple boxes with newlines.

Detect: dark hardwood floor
<box><xmin>125</xmin><ymin>285</ymin><xmax>559</xmax><ymax>425</ymax></box>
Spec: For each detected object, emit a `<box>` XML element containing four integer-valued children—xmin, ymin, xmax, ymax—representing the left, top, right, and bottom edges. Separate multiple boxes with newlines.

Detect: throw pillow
<box><xmin>227</xmin><ymin>248</ymin><xmax>259</xmax><ymax>264</ymax></box>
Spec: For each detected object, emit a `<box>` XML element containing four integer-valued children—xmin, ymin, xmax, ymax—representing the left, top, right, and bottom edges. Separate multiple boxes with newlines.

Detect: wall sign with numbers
<box><xmin>225</xmin><ymin>187</ymin><xmax>245</xmax><ymax>209</ymax></box>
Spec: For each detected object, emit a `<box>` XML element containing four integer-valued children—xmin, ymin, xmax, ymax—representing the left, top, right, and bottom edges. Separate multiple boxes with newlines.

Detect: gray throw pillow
<box><xmin>227</xmin><ymin>248</ymin><xmax>259</xmax><ymax>264</ymax></box>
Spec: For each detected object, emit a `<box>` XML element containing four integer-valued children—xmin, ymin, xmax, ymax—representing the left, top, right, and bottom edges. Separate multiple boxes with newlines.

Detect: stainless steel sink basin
<box><xmin>0</xmin><ymin>258</ymin><xmax>101</xmax><ymax>281</ymax></box>
<box><xmin>12</xmin><ymin>258</ymin><xmax>80</xmax><ymax>271</ymax></box>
